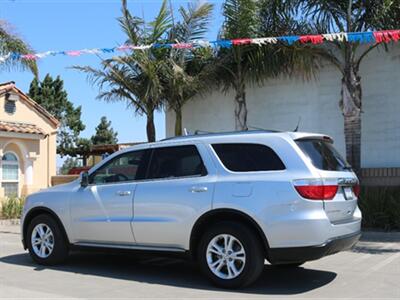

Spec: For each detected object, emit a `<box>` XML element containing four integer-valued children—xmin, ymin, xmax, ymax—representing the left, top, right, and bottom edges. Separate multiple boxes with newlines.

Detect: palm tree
<box><xmin>162</xmin><ymin>1</ymin><xmax>214</xmax><ymax>136</ymax></box>
<box><xmin>74</xmin><ymin>0</ymin><xmax>172</xmax><ymax>142</ymax></box>
<box><xmin>216</xmin><ymin>0</ymin><xmax>317</xmax><ymax>131</ymax></box>
<box><xmin>0</xmin><ymin>20</ymin><xmax>38</xmax><ymax>76</ymax></box>
<box><xmin>290</xmin><ymin>0</ymin><xmax>400</xmax><ymax>171</ymax></box>
<box><xmin>217</xmin><ymin>0</ymin><xmax>260</xmax><ymax>131</ymax></box>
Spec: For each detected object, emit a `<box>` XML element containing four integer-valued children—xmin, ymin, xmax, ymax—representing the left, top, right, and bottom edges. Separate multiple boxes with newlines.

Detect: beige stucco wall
<box><xmin>0</xmin><ymin>90</ymin><xmax>58</xmax><ymax>198</ymax></box>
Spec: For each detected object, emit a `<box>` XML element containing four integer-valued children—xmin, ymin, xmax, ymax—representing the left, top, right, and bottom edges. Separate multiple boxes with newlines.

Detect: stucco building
<box><xmin>0</xmin><ymin>82</ymin><xmax>59</xmax><ymax>198</ymax></box>
<box><xmin>165</xmin><ymin>46</ymin><xmax>400</xmax><ymax>184</ymax></box>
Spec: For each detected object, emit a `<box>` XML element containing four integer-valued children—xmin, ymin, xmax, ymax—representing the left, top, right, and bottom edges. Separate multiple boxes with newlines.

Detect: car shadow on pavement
<box><xmin>0</xmin><ymin>251</ymin><xmax>336</xmax><ymax>295</ymax></box>
<box><xmin>352</xmin><ymin>244</ymin><xmax>400</xmax><ymax>254</ymax></box>
<box><xmin>352</xmin><ymin>232</ymin><xmax>400</xmax><ymax>254</ymax></box>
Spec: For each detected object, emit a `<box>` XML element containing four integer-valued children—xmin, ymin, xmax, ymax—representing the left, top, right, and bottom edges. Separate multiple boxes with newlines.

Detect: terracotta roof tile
<box><xmin>0</xmin><ymin>120</ymin><xmax>45</xmax><ymax>135</ymax></box>
<box><xmin>0</xmin><ymin>82</ymin><xmax>15</xmax><ymax>91</ymax></box>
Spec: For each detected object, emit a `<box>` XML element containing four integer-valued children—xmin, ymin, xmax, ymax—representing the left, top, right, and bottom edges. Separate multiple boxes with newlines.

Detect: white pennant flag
<box><xmin>133</xmin><ymin>44</ymin><xmax>152</xmax><ymax>50</ymax></box>
<box><xmin>81</xmin><ymin>48</ymin><xmax>102</xmax><ymax>54</ymax></box>
<box><xmin>193</xmin><ymin>40</ymin><xmax>211</xmax><ymax>47</ymax></box>
<box><xmin>251</xmin><ymin>37</ymin><xmax>278</xmax><ymax>45</ymax></box>
<box><xmin>323</xmin><ymin>32</ymin><xmax>348</xmax><ymax>42</ymax></box>
<box><xmin>0</xmin><ymin>53</ymin><xmax>11</xmax><ymax>63</ymax></box>
<box><xmin>35</xmin><ymin>51</ymin><xmax>53</xmax><ymax>59</ymax></box>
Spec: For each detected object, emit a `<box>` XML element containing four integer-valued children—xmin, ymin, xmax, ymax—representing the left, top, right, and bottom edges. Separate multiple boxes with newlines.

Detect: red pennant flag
<box><xmin>172</xmin><ymin>43</ymin><xmax>193</xmax><ymax>49</ymax></box>
<box><xmin>232</xmin><ymin>38</ymin><xmax>252</xmax><ymax>45</ymax></box>
<box><xmin>374</xmin><ymin>30</ymin><xmax>400</xmax><ymax>43</ymax></box>
<box><xmin>299</xmin><ymin>35</ymin><xmax>324</xmax><ymax>44</ymax></box>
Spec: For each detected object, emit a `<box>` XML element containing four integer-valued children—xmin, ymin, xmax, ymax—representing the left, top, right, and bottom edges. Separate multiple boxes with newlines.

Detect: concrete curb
<box><xmin>0</xmin><ymin>219</ymin><xmax>20</xmax><ymax>226</ymax></box>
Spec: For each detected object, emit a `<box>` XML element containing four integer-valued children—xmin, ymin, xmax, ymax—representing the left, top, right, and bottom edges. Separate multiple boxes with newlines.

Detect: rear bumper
<box><xmin>268</xmin><ymin>231</ymin><xmax>361</xmax><ymax>264</ymax></box>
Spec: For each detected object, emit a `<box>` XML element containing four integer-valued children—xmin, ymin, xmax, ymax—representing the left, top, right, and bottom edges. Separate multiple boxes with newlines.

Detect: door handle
<box><xmin>116</xmin><ymin>191</ymin><xmax>131</xmax><ymax>196</ymax></box>
<box><xmin>189</xmin><ymin>186</ymin><xmax>208</xmax><ymax>193</ymax></box>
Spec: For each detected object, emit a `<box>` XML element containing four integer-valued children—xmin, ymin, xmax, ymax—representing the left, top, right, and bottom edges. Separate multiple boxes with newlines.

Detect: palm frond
<box><xmin>221</xmin><ymin>0</ymin><xmax>259</xmax><ymax>39</ymax></box>
<box><xmin>174</xmin><ymin>1</ymin><xmax>214</xmax><ymax>42</ymax></box>
<box><xmin>0</xmin><ymin>21</ymin><xmax>38</xmax><ymax>77</ymax></box>
<box><xmin>148</xmin><ymin>0</ymin><xmax>173</xmax><ymax>43</ymax></box>
<box><xmin>118</xmin><ymin>0</ymin><xmax>144</xmax><ymax>45</ymax></box>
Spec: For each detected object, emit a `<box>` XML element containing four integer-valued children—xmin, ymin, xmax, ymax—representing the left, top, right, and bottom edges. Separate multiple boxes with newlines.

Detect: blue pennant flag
<box><xmin>101</xmin><ymin>48</ymin><xmax>115</xmax><ymax>53</ymax></box>
<box><xmin>347</xmin><ymin>32</ymin><xmax>375</xmax><ymax>43</ymax></box>
<box><xmin>10</xmin><ymin>53</ymin><xmax>21</xmax><ymax>60</ymax></box>
<box><xmin>153</xmin><ymin>43</ymin><xmax>172</xmax><ymax>48</ymax></box>
<box><xmin>278</xmin><ymin>36</ymin><xmax>300</xmax><ymax>45</ymax></box>
<box><xmin>213</xmin><ymin>40</ymin><xmax>233</xmax><ymax>48</ymax></box>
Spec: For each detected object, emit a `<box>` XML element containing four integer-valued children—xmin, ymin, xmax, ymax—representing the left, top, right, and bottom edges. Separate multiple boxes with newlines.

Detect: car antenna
<box><xmin>294</xmin><ymin>117</ymin><xmax>302</xmax><ymax>132</ymax></box>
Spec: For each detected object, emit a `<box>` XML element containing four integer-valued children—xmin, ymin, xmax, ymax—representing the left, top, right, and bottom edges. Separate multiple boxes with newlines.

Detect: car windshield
<box><xmin>296</xmin><ymin>139</ymin><xmax>351</xmax><ymax>171</ymax></box>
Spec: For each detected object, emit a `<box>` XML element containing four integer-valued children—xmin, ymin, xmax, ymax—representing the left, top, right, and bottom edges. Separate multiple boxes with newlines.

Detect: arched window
<box><xmin>2</xmin><ymin>152</ymin><xmax>19</xmax><ymax>197</ymax></box>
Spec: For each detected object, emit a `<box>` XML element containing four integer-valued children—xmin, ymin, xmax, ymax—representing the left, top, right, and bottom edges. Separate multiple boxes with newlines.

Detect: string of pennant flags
<box><xmin>0</xmin><ymin>30</ymin><xmax>399</xmax><ymax>64</ymax></box>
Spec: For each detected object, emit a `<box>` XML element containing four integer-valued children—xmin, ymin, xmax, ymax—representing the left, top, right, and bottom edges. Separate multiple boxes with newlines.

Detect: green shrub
<box><xmin>1</xmin><ymin>196</ymin><xmax>25</xmax><ymax>219</ymax></box>
<box><xmin>359</xmin><ymin>186</ymin><xmax>400</xmax><ymax>231</ymax></box>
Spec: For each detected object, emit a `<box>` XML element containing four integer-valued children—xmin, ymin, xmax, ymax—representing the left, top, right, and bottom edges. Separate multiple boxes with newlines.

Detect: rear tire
<box><xmin>27</xmin><ymin>214</ymin><xmax>69</xmax><ymax>265</ymax></box>
<box><xmin>198</xmin><ymin>221</ymin><xmax>264</xmax><ymax>289</ymax></box>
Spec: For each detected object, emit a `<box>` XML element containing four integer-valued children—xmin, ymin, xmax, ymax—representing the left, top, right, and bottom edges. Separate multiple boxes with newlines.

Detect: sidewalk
<box><xmin>0</xmin><ymin>219</ymin><xmax>20</xmax><ymax>234</ymax></box>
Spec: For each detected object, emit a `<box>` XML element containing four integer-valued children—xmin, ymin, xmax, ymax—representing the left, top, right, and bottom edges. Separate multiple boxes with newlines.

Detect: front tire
<box><xmin>27</xmin><ymin>214</ymin><xmax>69</xmax><ymax>265</ymax></box>
<box><xmin>198</xmin><ymin>222</ymin><xmax>264</xmax><ymax>289</ymax></box>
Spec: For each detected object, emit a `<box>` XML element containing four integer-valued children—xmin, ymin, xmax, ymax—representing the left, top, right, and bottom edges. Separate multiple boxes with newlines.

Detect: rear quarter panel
<box><xmin>206</xmin><ymin>135</ymin><xmax>332</xmax><ymax>248</ymax></box>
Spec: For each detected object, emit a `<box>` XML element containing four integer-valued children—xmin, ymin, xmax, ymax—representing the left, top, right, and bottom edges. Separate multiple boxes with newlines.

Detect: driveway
<box><xmin>0</xmin><ymin>225</ymin><xmax>399</xmax><ymax>299</ymax></box>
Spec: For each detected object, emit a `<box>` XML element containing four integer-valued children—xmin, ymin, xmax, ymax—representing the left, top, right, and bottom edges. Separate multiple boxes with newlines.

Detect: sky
<box><xmin>0</xmin><ymin>0</ymin><xmax>224</xmax><ymax>165</ymax></box>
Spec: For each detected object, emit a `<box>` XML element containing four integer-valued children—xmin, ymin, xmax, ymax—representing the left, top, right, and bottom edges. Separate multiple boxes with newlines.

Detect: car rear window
<box><xmin>296</xmin><ymin>139</ymin><xmax>351</xmax><ymax>171</ymax></box>
<box><xmin>212</xmin><ymin>143</ymin><xmax>285</xmax><ymax>172</ymax></box>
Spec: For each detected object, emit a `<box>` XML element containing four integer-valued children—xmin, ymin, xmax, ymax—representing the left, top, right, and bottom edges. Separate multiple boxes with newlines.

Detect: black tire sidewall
<box><xmin>198</xmin><ymin>222</ymin><xmax>264</xmax><ymax>289</ymax></box>
<box><xmin>27</xmin><ymin>214</ymin><xmax>68</xmax><ymax>265</ymax></box>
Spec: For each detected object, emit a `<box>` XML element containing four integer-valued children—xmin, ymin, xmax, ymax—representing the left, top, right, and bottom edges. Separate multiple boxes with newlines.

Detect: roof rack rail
<box><xmin>194</xmin><ymin>130</ymin><xmax>213</xmax><ymax>135</ymax></box>
<box><xmin>160</xmin><ymin>128</ymin><xmax>283</xmax><ymax>142</ymax></box>
<box><xmin>247</xmin><ymin>125</ymin><xmax>281</xmax><ymax>132</ymax></box>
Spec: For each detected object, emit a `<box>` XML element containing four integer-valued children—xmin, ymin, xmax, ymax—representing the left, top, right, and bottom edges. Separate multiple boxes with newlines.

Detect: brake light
<box><xmin>293</xmin><ymin>179</ymin><xmax>338</xmax><ymax>200</ymax></box>
<box><xmin>353</xmin><ymin>184</ymin><xmax>360</xmax><ymax>198</ymax></box>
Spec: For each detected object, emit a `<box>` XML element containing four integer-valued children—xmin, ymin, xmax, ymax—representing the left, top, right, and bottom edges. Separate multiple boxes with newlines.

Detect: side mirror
<box><xmin>80</xmin><ymin>171</ymin><xmax>89</xmax><ymax>187</ymax></box>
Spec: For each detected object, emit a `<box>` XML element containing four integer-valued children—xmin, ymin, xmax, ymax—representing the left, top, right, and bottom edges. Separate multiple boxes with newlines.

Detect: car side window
<box><xmin>147</xmin><ymin>145</ymin><xmax>207</xmax><ymax>180</ymax></box>
<box><xmin>89</xmin><ymin>150</ymin><xmax>145</xmax><ymax>184</ymax></box>
<box><xmin>212</xmin><ymin>143</ymin><xmax>285</xmax><ymax>172</ymax></box>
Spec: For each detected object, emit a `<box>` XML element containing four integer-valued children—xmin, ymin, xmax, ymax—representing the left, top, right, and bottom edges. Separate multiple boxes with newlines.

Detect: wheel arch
<box><xmin>22</xmin><ymin>207</ymin><xmax>70</xmax><ymax>249</ymax></box>
<box><xmin>190</xmin><ymin>208</ymin><xmax>270</xmax><ymax>259</ymax></box>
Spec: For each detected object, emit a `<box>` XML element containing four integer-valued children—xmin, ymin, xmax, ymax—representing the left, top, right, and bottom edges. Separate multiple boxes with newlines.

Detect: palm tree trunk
<box><xmin>174</xmin><ymin>107</ymin><xmax>183</xmax><ymax>136</ymax></box>
<box><xmin>82</xmin><ymin>156</ymin><xmax>87</xmax><ymax>166</ymax></box>
<box><xmin>234</xmin><ymin>81</ymin><xmax>248</xmax><ymax>131</ymax></box>
<box><xmin>146</xmin><ymin>110</ymin><xmax>156</xmax><ymax>142</ymax></box>
<box><xmin>340</xmin><ymin>68</ymin><xmax>362</xmax><ymax>172</ymax></box>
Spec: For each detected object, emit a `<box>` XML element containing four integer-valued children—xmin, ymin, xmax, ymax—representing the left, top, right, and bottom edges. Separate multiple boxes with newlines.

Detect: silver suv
<box><xmin>21</xmin><ymin>131</ymin><xmax>361</xmax><ymax>288</ymax></box>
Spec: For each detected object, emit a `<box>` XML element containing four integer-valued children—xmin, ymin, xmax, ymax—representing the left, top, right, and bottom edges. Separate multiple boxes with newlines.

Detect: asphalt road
<box><xmin>1</xmin><ymin>226</ymin><xmax>399</xmax><ymax>299</ymax></box>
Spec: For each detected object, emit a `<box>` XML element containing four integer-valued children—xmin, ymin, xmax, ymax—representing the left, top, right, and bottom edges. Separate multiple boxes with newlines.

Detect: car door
<box><xmin>70</xmin><ymin>149</ymin><xmax>148</xmax><ymax>244</ymax></box>
<box><xmin>132</xmin><ymin>143</ymin><xmax>215</xmax><ymax>249</ymax></box>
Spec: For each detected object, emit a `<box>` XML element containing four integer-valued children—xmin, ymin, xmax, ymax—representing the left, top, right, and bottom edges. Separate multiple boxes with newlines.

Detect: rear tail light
<box><xmin>293</xmin><ymin>179</ymin><xmax>338</xmax><ymax>200</ymax></box>
<box><xmin>353</xmin><ymin>184</ymin><xmax>360</xmax><ymax>198</ymax></box>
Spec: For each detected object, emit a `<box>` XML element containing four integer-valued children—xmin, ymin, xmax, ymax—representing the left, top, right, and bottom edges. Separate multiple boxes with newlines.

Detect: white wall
<box><xmin>166</xmin><ymin>46</ymin><xmax>400</xmax><ymax>168</ymax></box>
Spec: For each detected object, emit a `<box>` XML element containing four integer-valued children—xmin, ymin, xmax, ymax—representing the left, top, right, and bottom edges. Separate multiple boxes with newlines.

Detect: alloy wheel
<box><xmin>206</xmin><ymin>234</ymin><xmax>246</xmax><ymax>280</ymax></box>
<box><xmin>31</xmin><ymin>223</ymin><xmax>54</xmax><ymax>258</ymax></box>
